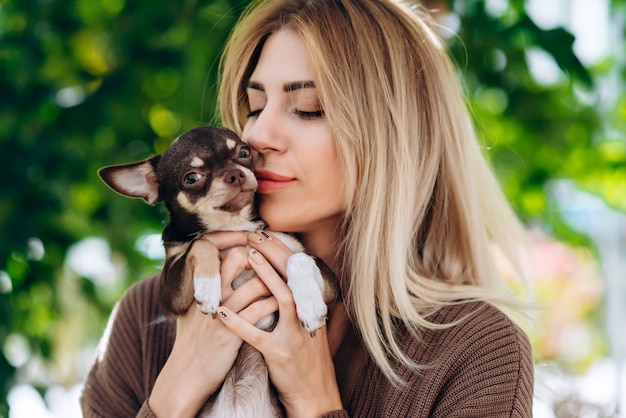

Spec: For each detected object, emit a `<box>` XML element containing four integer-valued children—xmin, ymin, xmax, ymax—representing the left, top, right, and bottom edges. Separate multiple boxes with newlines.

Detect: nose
<box><xmin>225</xmin><ymin>169</ymin><xmax>245</xmax><ymax>186</ymax></box>
<box><xmin>244</xmin><ymin>106</ymin><xmax>286</xmax><ymax>155</ymax></box>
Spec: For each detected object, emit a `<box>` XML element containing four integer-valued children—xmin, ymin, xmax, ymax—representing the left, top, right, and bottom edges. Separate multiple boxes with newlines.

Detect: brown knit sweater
<box><xmin>80</xmin><ymin>275</ymin><xmax>533</xmax><ymax>417</ymax></box>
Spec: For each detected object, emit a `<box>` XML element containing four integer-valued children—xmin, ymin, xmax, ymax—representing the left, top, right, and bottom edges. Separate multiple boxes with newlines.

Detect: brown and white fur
<box><xmin>99</xmin><ymin>126</ymin><xmax>336</xmax><ymax>417</ymax></box>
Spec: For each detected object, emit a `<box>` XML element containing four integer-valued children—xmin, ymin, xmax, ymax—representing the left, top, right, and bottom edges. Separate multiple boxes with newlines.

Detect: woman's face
<box><xmin>242</xmin><ymin>29</ymin><xmax>344</xmax><ymax>237</ymax></box>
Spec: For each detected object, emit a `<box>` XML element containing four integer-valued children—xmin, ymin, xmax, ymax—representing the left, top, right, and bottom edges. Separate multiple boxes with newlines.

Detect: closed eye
<box><xmin>247</xmin><ymin>109</ymin><xmax>262</xmax><ymax>118</ymax></box>
<box><xmin>247</xmin><ymin>108</ymin><xmax>324</xmax><ymax>120</ymax></box>
<box><xmin>294</xmin><ymin>109</ymin><xmax>324</xmax><ymax>119</ymax></box>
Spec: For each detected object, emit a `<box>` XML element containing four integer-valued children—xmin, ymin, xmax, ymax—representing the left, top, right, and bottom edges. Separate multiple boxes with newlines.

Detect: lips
<box><xmin>254</xmin><ymin>170</ymin><xmax>296</xmax><ymax>193</ymax></box>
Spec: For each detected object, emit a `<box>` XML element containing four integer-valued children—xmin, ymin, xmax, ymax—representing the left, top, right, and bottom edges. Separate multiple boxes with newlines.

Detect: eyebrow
<box><xmin>245</xmin><ymin>80</ymin><xmax>316</xmax><ymax>93</ymax></box>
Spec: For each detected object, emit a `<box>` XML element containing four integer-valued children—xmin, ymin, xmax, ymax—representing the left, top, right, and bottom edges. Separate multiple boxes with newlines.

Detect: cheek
<box><xmin>256</xmin><ymin>161</ymin><xmax>344</xmax><ymax>232</ymax></box>
<box><xmin>315</xmin><ymin>160</ymin><xmax>343</xmax><ymax>199</ymax></box>
<box><xmin>315</xmin><ymin>146</ymin><xmax>343</xmax><ymax>194</ymax></box>
<box><xmin>303</xmin><ymin>153</ymin><xmax>345</xmax><ymax>215</ymax></box>
<box><xmin>307</xmin><ymin>135</ymin><xmax>344</xmax><ymax>200</ymax></box>
<box><xmin>241</xmin><ymin>123</ymin><xmax>252</xmax><ymax>143</ymax></box>
<box><xmin>257</xmin><ymin>195</ymin><xmax>298</xmax><ymax>232</ymax></box>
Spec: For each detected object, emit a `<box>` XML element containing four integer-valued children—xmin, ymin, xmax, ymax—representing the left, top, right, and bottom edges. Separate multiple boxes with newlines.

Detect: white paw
<box><xmin>194</xmin><ymin>275</ymin><xmax>222</xmax><ymax>315</ymax></box>
<box><xmin>286</xmin><ymin>253</ymin><xmax>327</xmax><ymax>333</ymax></box>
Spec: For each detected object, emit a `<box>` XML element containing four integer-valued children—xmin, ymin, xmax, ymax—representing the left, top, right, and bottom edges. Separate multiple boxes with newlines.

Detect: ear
<box><xmin>98</xmin><ymin>155</ymin><xmax>161</xmax><ymax>205</ymax></box>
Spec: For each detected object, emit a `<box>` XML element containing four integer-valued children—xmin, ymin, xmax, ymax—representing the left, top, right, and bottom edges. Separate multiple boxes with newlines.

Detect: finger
<box><xmin>200</xmin><ymin>231</ymin><xmax>248</xmax><ymax>250</ymax></box>
<box><xmin>247</xmin><ymin>230</ymin><xmax>294</xmax><ymax>277</ymax></box>
<box><xmin>222</xmin><ymin>277</ymin><xmax>272</xmax><ymax>314</ymax></box>
<box><xmin>216</xmin><ymin>306</ymin><xmax>268</xmax><ymax>350</ymax></box>
<box><xmin>178</xmin><ymin>302</ymin><xmax>231</xmax><ymax>336</ymax></box>
<box><xmin>238</xmin><ymin>296</ymin><xmax>279</xmax><ymax>327</ymax></box>
<box><xmin>248</xmin><ymin>249</ymin><xmax>296</xmax><ymax>312</ymax></box>
<box><xmin>219</xmin><ymin>247</ymin><xmax>250</xmax><ymax>299</ymax></box>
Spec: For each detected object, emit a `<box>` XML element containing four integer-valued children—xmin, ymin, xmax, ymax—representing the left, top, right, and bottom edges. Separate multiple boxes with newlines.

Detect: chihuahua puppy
<box><xmin>99</xmin><ymin>126</ymin><xmax>336</xmax><ymax>417</ymax></box>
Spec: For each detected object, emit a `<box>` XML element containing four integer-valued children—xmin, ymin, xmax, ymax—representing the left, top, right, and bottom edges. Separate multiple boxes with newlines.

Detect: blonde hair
<box><xmin>219</xmin><ymin>0</ymin><xmax>527</xmax><ymax>385</ymax></box>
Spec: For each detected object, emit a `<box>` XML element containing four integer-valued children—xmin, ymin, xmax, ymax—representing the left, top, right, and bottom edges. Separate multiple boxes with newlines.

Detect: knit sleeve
<box><xmin>80</xmin><ymin>276</ymin><xmax>163</xmax><ymax>418</ymax></box>
<box><xmin>338</xmin><ymin>302</ymin><xmax>533</xmax><ymax>417</ymax></box>
<box><xmin>428</xmin><ymin>305</ymin><xmax>534</xmax><ymax>418</ymax></box>
<box><xmin>322</xmin><ymin>410</ymin><xmax>350</xmax><ymax>418</ymax></box>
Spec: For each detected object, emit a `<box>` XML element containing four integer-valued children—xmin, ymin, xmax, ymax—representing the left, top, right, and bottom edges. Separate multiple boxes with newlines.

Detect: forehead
<box><xmin>249</xmin><ymin>29</ymin><xmax>315</xmax><ymax>84</ymax></box>
<box><xmin>161</xmin><ymin>131</ymin><xmax>242</xmax><ymax>169</ymax></box>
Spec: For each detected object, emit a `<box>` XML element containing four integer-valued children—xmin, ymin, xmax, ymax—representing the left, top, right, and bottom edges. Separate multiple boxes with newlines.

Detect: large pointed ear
<box><xmin>98</xmin><ymin>155</ymin><xmax>161</xmax><ymax>205</ymax></box>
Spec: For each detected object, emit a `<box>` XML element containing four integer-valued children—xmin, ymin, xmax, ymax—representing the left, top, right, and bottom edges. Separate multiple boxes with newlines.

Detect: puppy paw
<box><xmin>286</xmin><ymin>253</ymin><xmax>328</xmax><ymax>334</ymax></box>
<box><xmin>194</xmin><ymin>275</ymin><xmax>222</xmax><ymax>315</ymax></box>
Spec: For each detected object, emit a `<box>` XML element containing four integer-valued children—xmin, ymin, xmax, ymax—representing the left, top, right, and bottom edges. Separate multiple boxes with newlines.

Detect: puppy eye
<box><xmin>183</xmin><ymin>172</ymin><xmax>204</xmax><ymax>188</ymax></box>
<box><xmin>238</xmin><ymin>146</ymin><xmax>251</xmax><ymax>159</ymax></box>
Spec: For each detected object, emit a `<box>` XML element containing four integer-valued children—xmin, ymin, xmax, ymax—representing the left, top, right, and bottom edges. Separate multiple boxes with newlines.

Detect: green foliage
<box><xmin>446</xmin><ymin>0</ymin><xmax>625</xmax><ymax>237</ymax></box>
<box><xmin>0</xmin><ymin>0</ymin><xmax>248</xmax><ymax>414</ymax></box>
<box><xmin>0</xmin><ymin>0</ymin><xmax>623</xmax><ymax>415</ymax></box>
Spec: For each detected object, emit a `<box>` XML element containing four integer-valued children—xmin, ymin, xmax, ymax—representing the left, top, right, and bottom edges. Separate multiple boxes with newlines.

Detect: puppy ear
<box><xmin>98</xmin><ymin>155</ymin><xmax>161</xmax><ymax>205</ymax></box>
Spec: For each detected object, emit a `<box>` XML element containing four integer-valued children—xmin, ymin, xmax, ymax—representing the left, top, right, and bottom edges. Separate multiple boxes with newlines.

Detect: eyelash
<box><xmin>246</xmin><ymin>108</ymin><xmax>325</xmax><ymax>120</ymax></box>
<box><xmin>295</xmin><ymin>109</ymin><xmax>325</xmax><ymax>119</ymax></box>
<box><xmin>247</xmin><ymin>109</ymin><xmax>262</xmax><ymax>118</ymax></box>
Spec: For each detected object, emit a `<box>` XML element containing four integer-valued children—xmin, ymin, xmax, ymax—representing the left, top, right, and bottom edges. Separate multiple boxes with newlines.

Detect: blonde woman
<box><xmin>81</xmin><ymin>0</ymin><xmax>533</xmax><ymax>416</ymax></box>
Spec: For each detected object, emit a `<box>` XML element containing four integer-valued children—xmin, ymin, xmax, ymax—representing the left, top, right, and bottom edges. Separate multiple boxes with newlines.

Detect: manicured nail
<box><xmin>249</xmin><ymin>233</ymin><xmax>264</xmax><ymax>244</ymax></box>
<box><xmin>217</xmin><ymin>308</ymin><xmax>229</xmax><ymax>319</ymax></box>
<box><xmin>249</xmin><ymin>249</ymin><xmax>265</xmax><ymax>264</ymax></box>
<box><xmin>259</xmin><ymin>230</ymin><xmax>272</xmax><ymax>240</ymax></box>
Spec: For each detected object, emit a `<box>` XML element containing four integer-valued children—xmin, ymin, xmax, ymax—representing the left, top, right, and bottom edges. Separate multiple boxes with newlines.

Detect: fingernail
<box><xmin>249</xmin><ymin>249</ymin><xmax>265</xmax><ymax>264</ymax></box>
<box><xmin>259</xmin><ymin>230</ymin><xmax>272</xmax><ymax>240</ymax></box>
<box><xmin>249</xmin><ymin>232</ymin><xmax>264</xmax><ymax>244</ymax></box>
<box><xmin>217</xmin><ymin>308</ymin><xmax>229</xmax><ymax>319</ymax></box>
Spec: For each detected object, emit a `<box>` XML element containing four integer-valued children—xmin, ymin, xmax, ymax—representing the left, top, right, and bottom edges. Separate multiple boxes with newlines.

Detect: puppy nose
<box><xmin>226</xmin><ymin>169</ymin><xmax>245</xmax><ymax>186</ymax></box>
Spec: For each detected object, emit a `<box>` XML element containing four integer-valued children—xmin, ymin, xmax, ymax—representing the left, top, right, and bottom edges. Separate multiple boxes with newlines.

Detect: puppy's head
<box><xmin>99</xmin><ymin>126</ymin><xmax>258</xmax><ymax>234</ymax></box>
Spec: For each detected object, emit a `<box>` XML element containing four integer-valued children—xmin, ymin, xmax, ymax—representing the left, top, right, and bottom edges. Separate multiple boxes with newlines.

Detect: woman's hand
<box><xmin>216</xmin><ymin>231</ymin><xmax>344</xmax><ymax>417</ymax></box>
<box><xmin>148</xmin><ymin>231</ymin><xmax>277</xmax><ymax>418</ymax></box>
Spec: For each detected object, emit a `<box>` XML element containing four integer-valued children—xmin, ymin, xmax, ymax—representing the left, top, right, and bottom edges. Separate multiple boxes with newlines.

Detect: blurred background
<box><xmin>1</xmin><ymin>0</ymin><xmax>625</xmax><ymax>416</ymax></box>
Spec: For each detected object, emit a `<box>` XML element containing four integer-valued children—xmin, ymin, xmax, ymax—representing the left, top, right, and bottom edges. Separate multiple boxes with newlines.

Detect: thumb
<box><xmin>217</xmin><ymin>306</ymin><xmax>266</xmax><ymax>350</ymax></box>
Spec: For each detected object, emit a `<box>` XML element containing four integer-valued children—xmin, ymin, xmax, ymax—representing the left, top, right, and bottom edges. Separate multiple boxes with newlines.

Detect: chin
<box><xmin>258</xmin><ymin>204</ymin><xmax>298</xmax><ymax>233</ymax></box>
<box><xmin>260</xmin><ymin>213</ymin><xmax>296</xmax><ymax>233</ymax></box>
